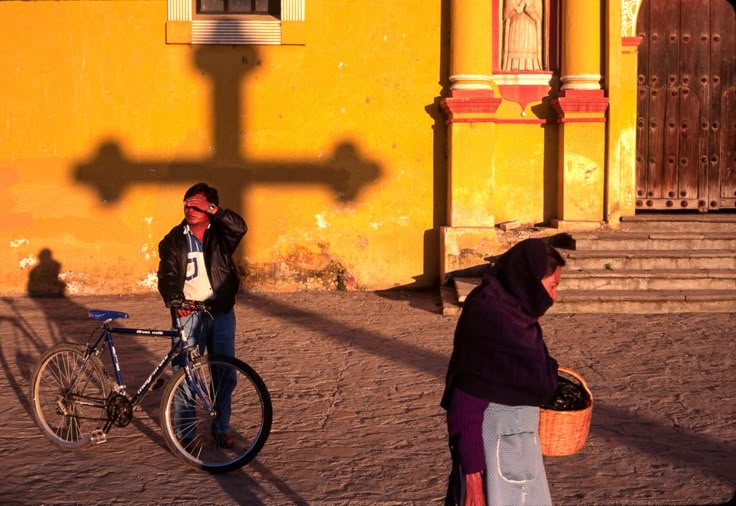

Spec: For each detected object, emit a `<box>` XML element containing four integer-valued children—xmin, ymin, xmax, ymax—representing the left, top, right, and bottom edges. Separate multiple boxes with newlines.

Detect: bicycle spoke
<box><xmin>30</xmin><ymin>344</ymin><xmax>110</xmax><ymax>448</ymax></box>
<box><xmin>160</xmin><ymin>355</ymin><xmax>272</xmax><ymax>472</ymax></box>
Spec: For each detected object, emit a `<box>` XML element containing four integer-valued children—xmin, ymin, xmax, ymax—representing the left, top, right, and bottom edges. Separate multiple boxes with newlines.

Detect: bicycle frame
<box><xmin>31</xmin><ymin>303</ymin><xmax>272</xmax><ymax>472</ymax></box>
<box><xmin>77</xmin><ymin>318</ymin><xmax>213</xmax><ymax>413</ymax></box>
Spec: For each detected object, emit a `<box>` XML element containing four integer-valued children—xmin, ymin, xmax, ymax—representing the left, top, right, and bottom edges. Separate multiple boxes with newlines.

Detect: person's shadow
<box><xmin>27</xmin><ymin>248</ymin><xmax>66</xmax><ymax>298</ymax></box>
<box><xmin>9</xmin><ymin>249</ymin><xmax>168</xmax><ymax>449</ymax></box>
<box><xmin>0</xmin><ymin>249</ymin><xmax>86</xmax><ymax>416</ymax></box>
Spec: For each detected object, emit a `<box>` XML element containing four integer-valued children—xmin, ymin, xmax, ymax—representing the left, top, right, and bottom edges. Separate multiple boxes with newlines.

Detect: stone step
<box><xmin>441</xmin><ymin>277</ymin><xmax>736</xmax><ymax>314</ymax></box>
<box><xmin>454</xmin><ymin>277</ymin><xmax>482</xmax><ymax>303</ymax></box>
<box><xmin>562</xmin><ymin>249</ymin><xmax>736</xmax><ymax>270</ymax></box>
<box><xmin>550</xmin><ymin>289</ymin><xmax>736</xmax><ymax>314</ymax></box>
<box><xmin>620</xmin><ymin>214</ymin><xmax>736</xmax><ymax>232</ymax></box>
<box><xmin>561</xmin><ymin>269</ymin><xmax>736</xmax><ymax>290</ymax></box>
<box><xmin>573</xmin><ymin>231</ymin><xmax>736</xmax><ymax>250</ymax></box>
<box><xmin>439</xmin><ymin>217</ymin><xmax>736</xmax><ymax>315</ymax></box>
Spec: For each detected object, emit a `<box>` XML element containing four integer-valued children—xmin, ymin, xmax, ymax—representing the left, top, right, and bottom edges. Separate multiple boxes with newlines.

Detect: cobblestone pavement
<box><xmin>0</xmin><ymin>291</ymin><xmax>734</xmax><ymax>505</ymax></box>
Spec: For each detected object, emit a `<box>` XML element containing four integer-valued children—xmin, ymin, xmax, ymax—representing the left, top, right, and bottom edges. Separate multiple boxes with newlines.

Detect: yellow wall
<box><xmin>0</xmin><ymin>1</ymin><xmax>447</xmax><ymax>294</ymax></box>
<box><xmin>493</xmin><ymin>122</ymin><xmax>557</xmax><ymax>225</ymax></box>
<box><xmin>0</xmin><ymin>0</ymin><xmax>636</xmax><ymax>295</ymax></box>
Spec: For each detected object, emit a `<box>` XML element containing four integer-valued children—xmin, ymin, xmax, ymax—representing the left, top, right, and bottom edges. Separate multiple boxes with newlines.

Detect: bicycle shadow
<box><xmin>0</xmin><ymin>249</ymin><xmax>90</xmax><ymax>415</ymax></box>
<box><xmin>0</xmin><ymin>300</ymin><xmax>51</xmax><ymax>415</ymax></box>
<box><xmin>201</xmin><ymin>459</ymin><xmax>307</xmax><ymax>506</ymax></box>
<box><xmin>1</xmin><ymin>252</ymin><xmax>306</xmax><ymax>504</ymax></box>
<box><xmin>0</xmin><ymin>248</ymin><xmax>175</xmax><ymax>454</ymax></box>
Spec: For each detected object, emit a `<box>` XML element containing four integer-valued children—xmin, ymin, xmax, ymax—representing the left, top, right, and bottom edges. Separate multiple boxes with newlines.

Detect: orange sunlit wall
<box><xmin>0</xmin><ymin>0</ymin><xmax>447</xmax><ymax>295</ymax></box>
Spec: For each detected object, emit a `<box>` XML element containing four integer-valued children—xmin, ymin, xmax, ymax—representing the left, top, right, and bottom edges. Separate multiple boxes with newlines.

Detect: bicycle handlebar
<box><xmin>167</xmin><ymin>299</ymin><xmax>212</xmax><ymax>312</ymax></box>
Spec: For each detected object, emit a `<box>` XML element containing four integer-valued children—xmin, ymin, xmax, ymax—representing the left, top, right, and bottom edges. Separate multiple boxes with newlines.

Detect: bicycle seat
<box><xmin>88</xmin><ymin>309</ymin><xmax>129</xmax><ymax>321</ymax></box>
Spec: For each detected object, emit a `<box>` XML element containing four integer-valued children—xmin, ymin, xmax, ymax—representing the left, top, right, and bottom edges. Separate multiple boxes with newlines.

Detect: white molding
<box><xmin>449</xmin><ymin>74</ymin><xmax>494</xmax><ymax>90</ymax></box>
<box><xmin>168</xmin><ymin>0</ymin><xmax>305</xmax><ymax>44</ymax></box>
<box><xmin>560</xmin><ymin>73</ymin><xmax>603</xmax><ymax>90</ymax></box>
<box><xmin>492</xmin><ymin>73</ymin><xmax>554</xmax><ymax>86</ymax></box>
<box><xmin>621</xmin><ymin>0</ymin><xmax>643</xmax><ymax>37</ymax></box>
<box><xmin>282</xmin><ymin>0</ymin><xmax>305</xmax><ymax>21</ymax></box>
<box><xmin>192</xmin><ymin>20</ymin><xmax>281</xmax><ymax>45</ymax></box>
<box><xmin>168</xmin><ymin>0</ymin><xmax>191</xmax><ymax>21</ymax></box>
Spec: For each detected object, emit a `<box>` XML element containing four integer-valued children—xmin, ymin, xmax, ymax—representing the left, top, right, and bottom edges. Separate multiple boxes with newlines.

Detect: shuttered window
<box><xmin>167</xmin><ymin>0</ymin><xmax>305</xmax><ymax>45</ymax></box>
<box><xmin>196</xmin><ymin>0</ymin><xmax>280</xmax><ymax>16</ymax></box>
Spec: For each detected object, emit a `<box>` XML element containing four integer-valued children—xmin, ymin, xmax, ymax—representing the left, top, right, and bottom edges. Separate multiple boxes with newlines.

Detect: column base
<box><xmin>550</xmin><ymin>219</ymin><xmax>604</xmax><ymax>231</ymax></box>
<box><xmin>440</xmin><ymin>226</ymin><xmax>502</xmax><ymax>283</ymax></box>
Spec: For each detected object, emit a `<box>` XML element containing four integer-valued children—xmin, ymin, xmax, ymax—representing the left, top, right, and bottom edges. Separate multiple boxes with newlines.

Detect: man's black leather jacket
<box><xmin>157</xmin><ymin>208</ymin><xmax>247</xmax><ymax>312</ymax></box>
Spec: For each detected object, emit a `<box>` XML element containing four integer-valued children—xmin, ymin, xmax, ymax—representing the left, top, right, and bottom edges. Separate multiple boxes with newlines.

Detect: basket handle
<box><xmin>558</xmin><ymin>367</ymin><xmax>593</xmax><ymax>400</ymax></box>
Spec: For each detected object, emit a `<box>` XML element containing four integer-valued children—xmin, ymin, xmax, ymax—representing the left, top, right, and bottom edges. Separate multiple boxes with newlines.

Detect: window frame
<box><xmin>166</xmin><ymin>0</ymin><xmax>305</xmax><ymax>45</ymax></box>
<box><xmin>192</xmin><ymin>0</ymin><xmax>280</xmax><ymax>20</ymax></box>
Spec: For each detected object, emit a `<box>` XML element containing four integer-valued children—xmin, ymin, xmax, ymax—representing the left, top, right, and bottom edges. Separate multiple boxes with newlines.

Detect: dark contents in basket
<box><xmin>541</xmin><ymin>376</ymin><xmax>591</xmax><ymax>411</ymax></box>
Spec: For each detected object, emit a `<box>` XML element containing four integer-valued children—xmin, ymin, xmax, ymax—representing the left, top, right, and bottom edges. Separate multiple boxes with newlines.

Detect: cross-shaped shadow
<box><xmin>74</xmin><ymin>46</ymin><xmax>382</xmax><ymax>252</ymax></box>
<box><xmin>67</xmin><ymin>45</ymin><xmax>388</xmax><ymax>502</ymax></box>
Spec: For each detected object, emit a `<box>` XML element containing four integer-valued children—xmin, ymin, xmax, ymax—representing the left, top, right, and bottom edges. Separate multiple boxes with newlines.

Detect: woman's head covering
<box><xmin>487</xmin><ymin>238</ymin><xmax>555</xmax><ymax>317</ymax></box>
<box><xmin>441</xmin><ymin>237</ymin><xmax>563</xmax><ymax>408</ymax></box>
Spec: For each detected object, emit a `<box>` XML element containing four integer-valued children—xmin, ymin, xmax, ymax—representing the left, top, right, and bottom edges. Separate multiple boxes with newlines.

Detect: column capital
<box><xmin>551</xmin><ymin>89</ymin><xmax>609</xmax><ymax>122</ymax></box>
<box><xmin>449</xmin><ymin>73</ymin><xmax>494</xmax><ymax>92</ymax></box>
<box><xmin>560</xmin><ymin>74</ymin><xmax>603</xmax><ymax>91</ymax></box>
<box><xmin>622</xmin><ymin>36</ymin><xmax>644</xmax><ymax>55</ymax></box>
<box><xmin>441</xmin><ymin>89</ymin><xmax>502</xmax><ymax>123</ymax></box>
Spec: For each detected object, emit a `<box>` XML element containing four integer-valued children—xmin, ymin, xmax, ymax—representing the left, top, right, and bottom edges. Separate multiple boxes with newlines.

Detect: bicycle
<box><xmin>28</xmin><ymin>300</ymin><xmax>272</xmax><ymax>473</ymax></box>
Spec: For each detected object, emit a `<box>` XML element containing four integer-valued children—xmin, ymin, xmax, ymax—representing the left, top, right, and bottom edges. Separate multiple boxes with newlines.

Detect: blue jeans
<box><xmin>172</xmin><ymin>309</ymin><xmax>236</xmax><ymax>436</ymax></box>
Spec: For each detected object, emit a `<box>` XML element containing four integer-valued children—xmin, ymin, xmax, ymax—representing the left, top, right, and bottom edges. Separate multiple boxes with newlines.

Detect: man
<box><xmin>157</xmin><ymin>182</ymin><xmax>247</xmax><ymax>448</ymax></box>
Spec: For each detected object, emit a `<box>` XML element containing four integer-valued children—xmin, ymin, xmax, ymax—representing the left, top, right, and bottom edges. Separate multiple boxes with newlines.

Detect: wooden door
<box><xmin>636</xmin><ymin>0</ymin><xmax>736</xmax><ymax>211</ymax></box>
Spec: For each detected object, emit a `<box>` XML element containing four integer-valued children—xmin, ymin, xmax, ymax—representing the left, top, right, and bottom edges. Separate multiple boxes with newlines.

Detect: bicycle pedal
<box><xmin>90</xmin><ymin>429</ymin><xmax>107</xmax><ymax>445</ymax></box>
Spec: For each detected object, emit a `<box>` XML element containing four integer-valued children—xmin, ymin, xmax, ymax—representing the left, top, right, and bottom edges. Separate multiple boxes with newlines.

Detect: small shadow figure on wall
<box><xmin>27</xmin><ymin>248</ymin><xmax>66</xmax><ymax>298</ymax></box>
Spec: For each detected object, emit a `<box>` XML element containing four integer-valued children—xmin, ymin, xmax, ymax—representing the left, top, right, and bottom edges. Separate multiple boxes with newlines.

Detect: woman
<box><xmin>442</xmin><ymin>238</ymin><xmax>564</xmax><ymax>506</ymax></box>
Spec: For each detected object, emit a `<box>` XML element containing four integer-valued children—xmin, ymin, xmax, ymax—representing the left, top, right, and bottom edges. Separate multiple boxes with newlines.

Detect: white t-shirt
<box><xmin>182</xmin><ymin>225</ymin><xmax>213</xmax><ymax>302</ymax></box>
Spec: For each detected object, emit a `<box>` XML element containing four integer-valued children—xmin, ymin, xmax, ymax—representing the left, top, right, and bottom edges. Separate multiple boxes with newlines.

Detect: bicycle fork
<box><xmin>184</xmin><ymin>360</ymin><xmax>216</xmax><ymax>416</ymax></box>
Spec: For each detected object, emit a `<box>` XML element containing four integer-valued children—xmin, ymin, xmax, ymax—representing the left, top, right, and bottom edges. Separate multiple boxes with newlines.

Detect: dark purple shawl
<box><xmin>441</xmin><ymin>238</ymin><xmax>559</xmax><ymax>408</ymax></box>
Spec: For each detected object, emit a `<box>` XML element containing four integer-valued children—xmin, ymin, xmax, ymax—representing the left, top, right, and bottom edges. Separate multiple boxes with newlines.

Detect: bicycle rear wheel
<box><xmin>160</xmin><ymin>354</ymin><xmax>272</xmax><ymax>473</ymax></box>
<box><xmin>29</xmin><ymin>344</ymin><xmax>110</xmax><ymax>448</ymax></box>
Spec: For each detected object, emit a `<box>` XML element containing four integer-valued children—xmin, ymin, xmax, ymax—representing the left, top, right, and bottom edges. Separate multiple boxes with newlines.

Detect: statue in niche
<box><xmin>502</xmin><ymin>0</ymin><xmax>544</xmax><ymax>71</ymax></box>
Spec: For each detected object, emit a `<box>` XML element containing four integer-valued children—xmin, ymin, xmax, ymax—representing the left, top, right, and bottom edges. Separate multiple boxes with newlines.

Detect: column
<box><xmin>440</xmin><ymin>0</ymin><xmax>502</xmax><ymax>280</ymax></box>
<box><xmin>551</xmin><ymin>0</ymin><xmax>610</xmax><ymax>229</ymax></box>
<box><xmin>613</xmin><ymin>36</ymin><xmax>643</xmax><ymax>220</ymax></box>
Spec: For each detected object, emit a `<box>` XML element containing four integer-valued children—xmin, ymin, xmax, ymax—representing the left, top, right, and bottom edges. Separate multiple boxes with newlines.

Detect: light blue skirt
<box><xmin>482</xmin><ymin>402</ymin><xmax>552</xmax><ymax>506</ymax></box>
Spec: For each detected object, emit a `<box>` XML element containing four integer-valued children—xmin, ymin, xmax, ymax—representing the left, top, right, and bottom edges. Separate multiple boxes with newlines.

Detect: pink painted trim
<box><xmin>447</xmin><ymin>116</ymin><xmax>604</xmax><ymax>124</ymax></box>
<box><xmin>446</xmin><ymin>117</ymin><xmax>551</xmax><ymax>125</ymax></box>
<box><xmin>556</xmin><ymin>117</ymin><xmax>607</xmax><ymax>123</ymax></box>
<box><xmin>441</xmin><ymin>94</ymin><xmax>503</xmax><ymax>117</ymax></box>
<box><xmin>622</xmin><ymin>36</ymin><xmax>643</xmax><ymax>47</ymax></box>
<box><xmin>552</xmin><ymin>89</ymin><xmax>609</xmax><ymax>117</ymax></box>
<box><xmin>450</xmin><ymin>89</ymin><xmax>497</xmax><ymax>99</ymax></box>
<box><xmin>446</xmin><ymin>118</ymin><xmax>497</xmax><ymax>124</ymax></box>
<box><xmin>496</xmin><ymin>83</ymin><xmax>552</xmax><ymax>112</ymax></box>
<box><xmin>494</xmin><ymin>118</ymin><xmax>548</xmax><ymax>124</ymax></box>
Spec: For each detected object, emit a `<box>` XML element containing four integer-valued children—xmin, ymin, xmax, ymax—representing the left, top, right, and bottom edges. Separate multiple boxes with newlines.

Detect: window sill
<box><xmin>166</xmin><ymin>19</ymin><xmax>305</xmax><ymax>45</ymax></box>
<box><xmin>492</xmin><ymin>72</ymin><xmax>555</xmax><ymax>87</ymax></box>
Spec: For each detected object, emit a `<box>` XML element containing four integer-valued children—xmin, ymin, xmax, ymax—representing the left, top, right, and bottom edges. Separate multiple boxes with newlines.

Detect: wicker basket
<box><xmin>539</xmin><ymin>367</ymin><xmax>593</xmax><ymax>457</ymax></box>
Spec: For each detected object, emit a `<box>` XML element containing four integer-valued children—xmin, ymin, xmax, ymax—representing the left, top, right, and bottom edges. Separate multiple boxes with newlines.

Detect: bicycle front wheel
<box><xmin>29</xmin><ymin>344</ymin><xmax>110</xmax><ymax>448</ymax></box>
<box><xmin>160</xmin><ymin>355</ymin><xmax>272</xmax><ymax>473</ymax></box>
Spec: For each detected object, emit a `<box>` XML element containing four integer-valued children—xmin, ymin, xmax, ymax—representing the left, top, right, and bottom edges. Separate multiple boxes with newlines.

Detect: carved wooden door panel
<box><xmin>636</xmin><ymin>0</ymin><xmax>736</xmax><ymax>212</ymax></box>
